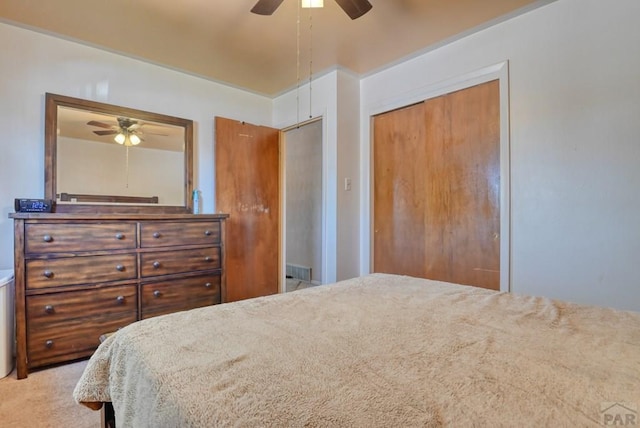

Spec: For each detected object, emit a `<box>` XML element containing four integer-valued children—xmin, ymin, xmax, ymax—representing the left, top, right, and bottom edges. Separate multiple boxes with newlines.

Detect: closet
<box><xmin>373</xmin><ymin>80</ymin><xmax>500</xmax><ymax>290</ymax></box>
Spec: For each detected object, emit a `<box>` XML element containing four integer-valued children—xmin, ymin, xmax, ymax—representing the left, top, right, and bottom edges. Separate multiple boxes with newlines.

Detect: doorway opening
<box><xmin>283</xmin><ymin>119</ymin><xmax>323</xmax><ymax>292</ymax></box>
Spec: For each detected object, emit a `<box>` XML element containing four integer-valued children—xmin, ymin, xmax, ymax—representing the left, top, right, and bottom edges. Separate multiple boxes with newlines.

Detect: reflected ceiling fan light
<box><xmin>302</xmin><ymin>0</ymin><xmax>323</xmax><ymax>8</ymax></box>
<box><xmin>129</xmin><ymin>133</ymin><xmax>141</xmax><ymax>145</ymax></box>
<box><xmin>114</xmin><ymin>133</ymin><xmax>126</xmax><ymax>144</ymax></box>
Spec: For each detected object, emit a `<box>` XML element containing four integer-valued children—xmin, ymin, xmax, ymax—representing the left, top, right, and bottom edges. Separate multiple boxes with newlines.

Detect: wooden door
<box><xmin>215</xmin><ymin>117</ymin><xmax>280</xmax><ymax>302</ymax></box>
<box><xmin>373</xmin><ymin>102</ymin><xmax>427</xmax><ymax>278</ymax></box>
<box><xmin>373</xmin><ymin>80</ymin><xmax>500</xmax><ymax>290</ymax></box>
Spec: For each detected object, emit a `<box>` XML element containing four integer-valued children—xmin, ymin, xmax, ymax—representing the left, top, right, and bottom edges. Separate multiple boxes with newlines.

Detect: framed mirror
<box><xmin>45</xmin><ymin>93</ymin><xmax>193</xmax><ymax>213</ymax></box>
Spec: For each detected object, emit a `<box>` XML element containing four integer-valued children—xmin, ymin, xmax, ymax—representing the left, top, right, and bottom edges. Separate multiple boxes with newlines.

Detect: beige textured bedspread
<box><xmin>73</xmin><ymin>274</ymin><xmax>640</xmax><ymax>427</ymax></box>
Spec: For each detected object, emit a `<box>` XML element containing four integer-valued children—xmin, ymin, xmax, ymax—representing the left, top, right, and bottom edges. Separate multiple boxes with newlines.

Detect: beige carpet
<box><xmin>285</xmin><ymin>278</ymin><xmax>319</xmax><ymax>292</ymax></box>
<box><xmin>0</xmin><ymin>360</ymin><xmax>100</xmax><ymax>428</ymax></box>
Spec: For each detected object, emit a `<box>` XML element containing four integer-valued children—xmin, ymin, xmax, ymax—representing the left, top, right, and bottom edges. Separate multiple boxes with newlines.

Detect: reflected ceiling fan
<box><xmin>251</xmin><ymin>0</ymin><xmax>372</xmax><ymax>20</ymax></box>
<box><xmin>88</xmin><ymin>117</ymin><xmax>163</xmax><ymax>146</ymax></box>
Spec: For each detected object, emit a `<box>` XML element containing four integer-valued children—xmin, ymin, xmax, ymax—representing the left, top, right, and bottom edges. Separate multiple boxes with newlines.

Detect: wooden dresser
<box><xmin>10</xmin><ymin>213</ymin><xmax>228</xmax><ymax>379</ymax></box>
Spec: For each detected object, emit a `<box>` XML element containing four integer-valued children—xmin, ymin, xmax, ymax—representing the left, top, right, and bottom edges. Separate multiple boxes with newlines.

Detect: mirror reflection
<box><xmin>45</xmin><ymin>93</ymin><xmax>194</xmax><ymax>213</ymax></box>
<box><xmin>56</xmin><ymin>106</ymin><xmax>185</xmax><ymax>206</ymax></box>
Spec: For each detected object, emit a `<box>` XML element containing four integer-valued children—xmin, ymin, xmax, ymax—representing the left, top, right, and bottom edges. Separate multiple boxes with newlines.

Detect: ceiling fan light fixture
<box><xmin>129</xmin><ymin>134</ymin><xmax>141</xmax><ymax>145</ymax></box>
<box><xmin>114</xmin><ymin>133</ymin><xmax>126</xmax><ymax>144</ymax></box>
<box><xmin>302</xmin><ymin>0</ymin><xmax>323</xmax><ymax>8</ymax></box>
<box><xmin>251</xmin><ymin>0</ymin><xmax>370</xmax><ymax>19</ymax></box>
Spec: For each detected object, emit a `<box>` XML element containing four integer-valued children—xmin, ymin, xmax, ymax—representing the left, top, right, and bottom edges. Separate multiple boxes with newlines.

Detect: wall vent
<box><xmin>286</xmin><ymin>264</ymin><xmax>312</xmax><ymax>282</ymax></box>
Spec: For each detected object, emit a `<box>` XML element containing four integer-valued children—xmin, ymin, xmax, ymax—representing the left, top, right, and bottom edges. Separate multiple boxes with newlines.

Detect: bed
<box><xmin>73</xmin><ymin>273</ymin><xmax>640</xmax><ymax>426</ymax></box>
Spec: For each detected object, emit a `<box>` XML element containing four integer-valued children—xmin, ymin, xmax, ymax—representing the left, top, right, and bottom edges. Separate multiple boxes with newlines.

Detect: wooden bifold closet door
<box><xmin>373</xmin><ymin>80</ymin><xmax>500</xmax><ymax>290</ymax></box>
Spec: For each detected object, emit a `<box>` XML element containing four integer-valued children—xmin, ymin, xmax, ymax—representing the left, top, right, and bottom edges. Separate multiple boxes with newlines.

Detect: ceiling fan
<box><xmin>88</xmin><ymin>117</ymin><xmax>160</xmax><ymax>146</ymax></box>
<box><xmin>251</xmin><ymin>0</ymin><xmax>372</xmax><ymax>20</ymax></box>
<box><xmin>87</xmin><ymin>117</ymin><xmax>138</xmax><ymax>135</ymax></box>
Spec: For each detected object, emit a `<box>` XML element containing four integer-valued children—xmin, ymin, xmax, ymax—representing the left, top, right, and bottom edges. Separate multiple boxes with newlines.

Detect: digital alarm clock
<box><xmin>15</xmin><ymin>198</ymin><xmax>54</xmax><ymax>213</ymax></box>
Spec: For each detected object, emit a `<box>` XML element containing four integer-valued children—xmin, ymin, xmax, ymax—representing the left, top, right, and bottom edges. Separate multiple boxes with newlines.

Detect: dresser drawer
<box><xmin>27</xmin><ymin>285</ymin><xmax>137</xmax><ymax>325</ymax></box>
<box><xmin>140</xmin><ymin>221</ymin><xmax>221</xmax><ymax>248</ymax></box>
<box><xmin>141</xmin><ymin>274</ymin><xmax>221</xmax><ymax>319</ymax></box>
<box><xmin>25</xmin><ymin>223</ymin><xmax>137</xmax><ymax>254</ymax></box>
<box><xmin>140</xmin><ymin>247</ymin><xmax>221</xmax><ymax>277</ymax></box>
<box><xmin>27</xmin><ymin>312</ymin><xmax>137</xmax><ymax>368</ymax></box>
<box><xmin>26</xmin><ymin>254</ymin><xmax>137</xmax><ymax>289</ymax></box>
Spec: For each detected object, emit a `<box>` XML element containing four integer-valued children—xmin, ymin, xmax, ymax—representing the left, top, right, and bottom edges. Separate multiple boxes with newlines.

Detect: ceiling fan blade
<box><xmin>334</xmin><ymin>0</ymin><xmax>372</xmax><ymax>20</ymax></box>
<box><xmin>93</xmin><ymin>130</ymin><xmax>118</xmax><ymax>136</ymax></box>
<box><xmin>251</xmin><ymin>0</ymin><xmax>285</xmax><ymax>15</ymax></box>
<box><xmin>87</xmin><ymin>120</ymin><xmax>114</xmax><ymax>129</ymax></box>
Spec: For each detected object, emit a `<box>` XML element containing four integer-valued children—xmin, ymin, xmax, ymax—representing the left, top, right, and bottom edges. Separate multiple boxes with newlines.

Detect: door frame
<box><xmin>280</xmin><ymin>117</ymin><xmax>327</xmax><ymax>291</ymax></box>
<box><xmin>362</xmin><ymin>61</ymin><xmax>511</xmax><ymax>292</ymax></box>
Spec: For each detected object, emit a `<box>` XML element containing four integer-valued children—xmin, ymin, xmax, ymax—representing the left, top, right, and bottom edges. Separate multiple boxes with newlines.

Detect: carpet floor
<box><xmin>0</xmin><ymin>360</ymin><xmax>100</xmax><ymax>427</ymax></box>
<box><xmin>285</xmin><ymin>278</ymin><xmax>319</xmax><ymax>292</ymax></box>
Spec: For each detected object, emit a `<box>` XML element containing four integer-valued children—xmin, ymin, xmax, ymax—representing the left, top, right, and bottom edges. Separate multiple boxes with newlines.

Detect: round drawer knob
<box><xmin>152</xmin><ymin>261</ymin><xmax>161</xmax><ymax>269</ymax></box>
<box><xmin>204</xmin><ymin>282</ymin><xmax>212</xmax><ymax>288</ymax></box>
<box><xmin>115</xmin><ymin>264</ymin><xmax>125</xmax><ymax>272</ymax></box>
<box><xmin>45</xmin><ymin>340</ymin><xmax>54</xmax><ymax>349</ymax></box>
<box><xmin>204</xmin><ymin>256</ymin><xmax>212</xmax><ymax>262</ymax></box>
<box><xmin>204</xmin><ymin>230</ymin><xmax>212</xmax><ymax>236</ymax></box>
<box><xmin>115</xmin><ymin>233</ymin><xmax>125</xmax><ymax>240</ymax></box>
<box><xmin>153</xmin><ymin>232</ymin><xmax>161</xmax><ymax>239</ymax></box>
<box><xmin>43</xmin><ymin>270</ymin><xmax>54</xmax><ymax>279</ymax></box>
<box><xmin>44</xmin><ymin>305</ymin><xmax>54</xmax><ymax>314</ymax></box>
<box><xmin>153</xmin><ymin>290</ymin><xmax>161</xmax><ymax>298</ymax></box>
<box><xmin>116</xmin><ymin>295</ymin><xmax>125</xmax><ymax>304</ymax></box>
<box><xmin>43</xmin><ymin>235</ymin><xmax>53</xmax><ymax>243</ymax></box>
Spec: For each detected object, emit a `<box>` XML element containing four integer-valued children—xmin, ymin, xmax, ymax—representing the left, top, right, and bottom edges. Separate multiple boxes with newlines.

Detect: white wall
<box><xmin>335</xmin><ymin>71</ymin><xmax>361</xmax><ymax>280</ymax></box>
<box><xmin>0</xmin><ymin>22</ymin><xmax>272</xmax><ymax>271</ymax></box>
<box><xmin>360</xmin><ymin>0</ymin><xmax>640</xmax><ymax>311</ymax></box>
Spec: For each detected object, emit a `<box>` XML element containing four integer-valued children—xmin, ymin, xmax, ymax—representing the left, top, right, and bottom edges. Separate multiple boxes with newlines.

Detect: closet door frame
<box><xmin>363</xmin><ymin>61</ymin><xmax>511</xmax><ymax>292</ymax></box>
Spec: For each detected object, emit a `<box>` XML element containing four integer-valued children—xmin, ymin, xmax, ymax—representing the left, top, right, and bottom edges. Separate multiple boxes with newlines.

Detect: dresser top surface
<box><xmin>10</xmin><ymin>213</ymin><xmax>229</xmax><ymax>221</ymax></box>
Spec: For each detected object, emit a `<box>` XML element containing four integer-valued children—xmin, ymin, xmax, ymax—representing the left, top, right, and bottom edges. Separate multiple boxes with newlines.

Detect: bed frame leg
<box><xmin>101</xmin><ymin>402</ymin><xmax>116</xmax><ymax>428</ymax></box>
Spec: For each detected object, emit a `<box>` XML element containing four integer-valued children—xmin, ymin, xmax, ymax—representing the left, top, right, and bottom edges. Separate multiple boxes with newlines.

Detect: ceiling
<box><xmin>0</xmin><ymin>0</ymin><xmax>547</xmax><ymax>96</ymax></box>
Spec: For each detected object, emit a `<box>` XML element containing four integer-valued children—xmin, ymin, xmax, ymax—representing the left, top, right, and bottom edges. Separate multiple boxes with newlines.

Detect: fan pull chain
<box><xmin>125</xmin><ymin>146</ymin><xmax>130</xmax><ymax>189</ymax></box>
<box><xmin>295</xmin><ymin>0</ymin><xmax>301</xmax><ymax>128</ymax></box>
<box><xmin>308</xmin><ymin>9</ymin><xmax>313</xmax><ymax>119</ymax></box>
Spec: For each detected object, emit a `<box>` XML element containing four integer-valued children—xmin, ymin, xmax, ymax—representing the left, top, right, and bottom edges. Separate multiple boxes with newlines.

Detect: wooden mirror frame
<box><xmin>45</xmin><ymin>93</ymin><xmax>193</xmax><ymax>214</ymax></box>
